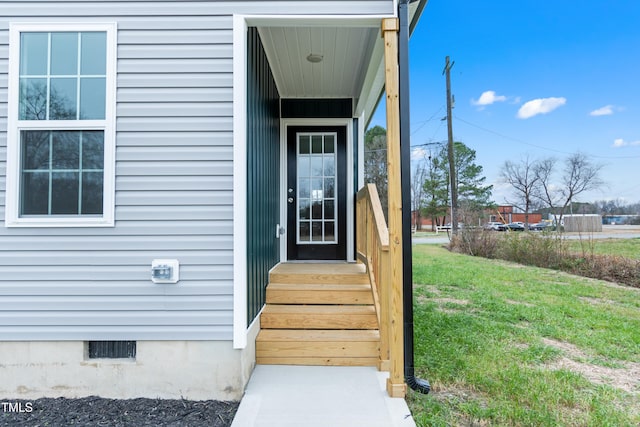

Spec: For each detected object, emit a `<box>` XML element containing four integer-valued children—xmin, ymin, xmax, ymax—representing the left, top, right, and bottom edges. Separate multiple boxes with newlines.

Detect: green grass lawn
<box><xmin>408</xmin><ymin>244</ymin><xmax>640</xmax><ymax>426</ymax></box>
<box><xmin>566</xmin><ymin>237</ymin><xmax>640</xmax><ymax>258</ymax></box>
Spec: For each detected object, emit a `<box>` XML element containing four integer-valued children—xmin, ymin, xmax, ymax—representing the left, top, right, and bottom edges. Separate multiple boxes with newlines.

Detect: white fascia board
<box><xmin>354</xmin><ymin>37</ymin><xmax>385</xmax><ymax>125</ymax></box>
<box><xmin>244</xmin><ymin>15</ymin><xmax>391</xmax><ymax>28</ymax></box>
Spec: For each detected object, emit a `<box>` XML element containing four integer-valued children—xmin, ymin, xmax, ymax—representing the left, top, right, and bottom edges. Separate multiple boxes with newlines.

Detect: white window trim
<box><xmin>5</xmin><ymin>22</ymin><xmax>117</xmax><ymax>228</ymax></box>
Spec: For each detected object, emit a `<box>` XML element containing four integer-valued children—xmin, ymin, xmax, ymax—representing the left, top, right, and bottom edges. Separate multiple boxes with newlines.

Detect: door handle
<box><xmin>287</xmin><ymin>197</ymin><xmax>294</xmax><ymax>204</ymax></box>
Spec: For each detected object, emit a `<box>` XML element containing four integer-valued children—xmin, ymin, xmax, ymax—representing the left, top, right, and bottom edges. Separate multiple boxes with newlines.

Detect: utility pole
<box><xmin>443</xmin><ymin>56</ymin><xmax>458</xmax><ymax>234</ymax></box>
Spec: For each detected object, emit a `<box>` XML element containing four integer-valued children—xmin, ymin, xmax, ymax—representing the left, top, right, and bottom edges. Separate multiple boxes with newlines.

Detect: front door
<box><xmin>286</xmin><ymin>126</ymin><xmax>347</xmax><ymax>260</ymax></box>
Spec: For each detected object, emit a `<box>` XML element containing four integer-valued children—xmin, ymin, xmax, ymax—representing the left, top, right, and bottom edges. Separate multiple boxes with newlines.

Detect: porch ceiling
<box><xmin>257</xmin><ymin>25</ymin><xmax>379</xmax><ymax>103</ymax></box>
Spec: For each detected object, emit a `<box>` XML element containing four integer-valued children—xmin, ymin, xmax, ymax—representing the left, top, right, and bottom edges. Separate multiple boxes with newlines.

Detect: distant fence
<box><xmin>563</xmin><ymin>215</ymin><xmax>603</xmax><ymax>233</ymax></box>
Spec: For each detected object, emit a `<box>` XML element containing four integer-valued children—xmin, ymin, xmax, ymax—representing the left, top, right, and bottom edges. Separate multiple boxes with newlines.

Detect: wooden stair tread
<box><xmin>257</xmin><ymin>329</ymin><xmax>380</xmax><ymax>342</ymax></box>
<box><xmin>271</xmin><ymin>263</ymin><xmax>366</xmax><ymax>275</ymax></box>
<box><xmin>267</xmin><ymin>283</ymin><xmax>372</xmax><ymax>291</ymax></box>
<box><xmin>270</xmin><ymin>263</ymin><xmax>369</xmax><ymax>285</ymax></box>
<box><xmin>262</xmin><ymin>305</ymin><xmax>375</xmax><ymax>315</ymax></box>
<box><xmin>255</xmin><ymin>357</ymin><xmax>378</xmax><ymax>367</ymax></box>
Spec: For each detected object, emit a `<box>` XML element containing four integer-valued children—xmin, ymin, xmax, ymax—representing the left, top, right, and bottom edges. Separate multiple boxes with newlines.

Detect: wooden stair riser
<box><xmin>256</xmin><ymin>341</ymin><xmax>380</xmax><ymax>358</ymax></box>
<box><xmin>266</xmin><ymin>283</ymin><xmax>374</xmax><ymax>305</ymax></box>
<box><xmin>261</xmin><ymin>305</ymin><xmax>378</xmax><ymax>330</ymax></box>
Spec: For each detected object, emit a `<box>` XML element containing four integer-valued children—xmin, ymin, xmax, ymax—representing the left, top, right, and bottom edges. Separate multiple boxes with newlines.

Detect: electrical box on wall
<box><xmin>151</xmin><ymin>259</ymin><xmax>179</xmax><ymax>284</ymax></box>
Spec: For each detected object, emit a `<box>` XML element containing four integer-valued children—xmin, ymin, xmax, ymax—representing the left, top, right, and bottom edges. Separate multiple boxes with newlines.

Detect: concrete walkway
<box><xmin>231</xmin><ymin>365</ymin><xmax>416</xmax><ymax>427</ymax></box>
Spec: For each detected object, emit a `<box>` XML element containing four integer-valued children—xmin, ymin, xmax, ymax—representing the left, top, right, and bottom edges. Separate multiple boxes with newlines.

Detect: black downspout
<box><xmin>399</xmin><ymin>0</ymin><xmax>430</xmax><ymax>394</ymax></box>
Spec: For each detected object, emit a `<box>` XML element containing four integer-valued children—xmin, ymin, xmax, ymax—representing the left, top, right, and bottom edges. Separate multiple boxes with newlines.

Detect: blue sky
<box><xmin>369</xmin><ymin>0</ymin><xmax>640</xmax><ymax>204</ymax></box>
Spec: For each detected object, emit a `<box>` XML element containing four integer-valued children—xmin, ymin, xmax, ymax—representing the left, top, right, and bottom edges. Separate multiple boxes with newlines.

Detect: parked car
<box><xmin>505</xmin><ymin>222</ymin><xmax>525</xmax><ymax>231</ymax></box>
<box><xmin>530</xmin><ymin>222</ymin><xmax>553</xmax><ymax>231</ymax></box>
<box><xmin>484</xmin><ymin>221</ymin><xmax>506</xmax><ymax>231</ymax></box>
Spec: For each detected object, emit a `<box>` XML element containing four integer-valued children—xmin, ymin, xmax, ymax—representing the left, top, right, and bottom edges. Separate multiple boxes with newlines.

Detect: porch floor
<box><xmin>230</xmin><ymin>365</ymin><xmax>416</xmax><ymax>427</ymax></box>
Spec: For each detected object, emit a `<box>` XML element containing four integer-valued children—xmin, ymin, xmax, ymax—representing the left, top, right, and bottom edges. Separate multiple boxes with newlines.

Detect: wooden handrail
<box><xmin>355</xmin><ymin>183</ymin><xmax>391</xmax><ymax>373</ymax></box>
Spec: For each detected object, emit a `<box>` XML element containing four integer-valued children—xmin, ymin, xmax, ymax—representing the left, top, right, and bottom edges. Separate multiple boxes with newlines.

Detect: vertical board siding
<box><xmin>246</xmin><ymin>27</ymin><xmax>280</xmax><ymax>325</ymax></box>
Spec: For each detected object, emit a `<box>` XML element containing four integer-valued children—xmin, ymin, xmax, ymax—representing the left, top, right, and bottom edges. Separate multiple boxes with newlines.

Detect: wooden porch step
<box><xmin>256</xmin><ymin>329</ymin><xmax>380</xmax><ymax>366</ymax></box>
<box><xmin>269</xmin><ymin>263</ymin><xmax>369</xmax><ymax>285</ymax></box>
<box><xmin>257</xmin><ymin>262</ymin><xmax>379</xmax><ymax>367</ymax></box>
<box><xmin>266</xmin><ymin>283</ymin><xmax>374</xmax><ymax>305</ymax></box>
<box><xmin>261</xmin><ymin>304</ymin><xmax>378</xmax><ymax>330</ymax></box>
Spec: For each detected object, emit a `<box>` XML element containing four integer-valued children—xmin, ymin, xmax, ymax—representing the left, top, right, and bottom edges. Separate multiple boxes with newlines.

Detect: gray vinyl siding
<box><xmin>0</xmin><ymin>0</ymin><xmax>393</xmax><ymax>342</ymax></box>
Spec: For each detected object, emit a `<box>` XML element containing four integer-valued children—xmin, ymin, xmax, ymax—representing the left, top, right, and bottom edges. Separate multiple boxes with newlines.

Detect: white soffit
<box><xmin>258</xmin><ymin>26</ymin><xmax>379</xmax><ymax>100</ymax></box>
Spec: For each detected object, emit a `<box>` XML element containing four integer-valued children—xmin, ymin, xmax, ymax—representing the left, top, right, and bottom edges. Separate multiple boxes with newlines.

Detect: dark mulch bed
<box><xmin>1</xmin><ymin>396</ymin><xmax>239</xmax><ymax>427</ymax></box>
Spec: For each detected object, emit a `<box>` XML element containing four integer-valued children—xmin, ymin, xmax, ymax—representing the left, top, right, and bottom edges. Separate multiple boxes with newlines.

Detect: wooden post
<box><xmin>381</xmin><ymin>17</ymin><xmax>406</xmax><ymax>398</ymax></box>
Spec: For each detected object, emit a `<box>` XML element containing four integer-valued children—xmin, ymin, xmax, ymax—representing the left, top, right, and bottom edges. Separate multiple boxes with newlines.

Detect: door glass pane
<box><xmin>311</xmin><ymin>200</ymin><xmax>322</xmax><ymax>219</ymax></box>
<box><xmin>299</xmin><ymin>221</ymin><xmax>310</xmax><ymax>242</ymax></box>
<box><xmin>299</xmin><ymin>178</ymin><xmax>310</xmax><ymax>198</ymax></box>
<box><xmin>299</xmin><ymin>136</ymin><xmax>310</xmax><ymax>154</ymax></box>
<box><xmin>311</xmin><ymin>222</ymin><xmax>323</xmax><ymax>241</ymax></box>
<box><xmin>299</xmin><ymin>199</ymin><xmax>310</xmax><ymax>220</ymax></box>
<box><xmin>324</xmin><ymin>135</ymin><xmax>335</xmax><ymax>153</ymax></box>
<box><xmin>311</xmin><ymin>135</ymin><xmax>322</xmax><ymax>153</ymax></box>
<box><xmin>311</xmin><ymin>156</ymin><xmax>322</xmax><ymax>176</ymax></box>
<box><xmin>324</xmin><ymin>200</ymin><xmax>335</xmax><ymax>220</ymax></box>
<box><xmin>324</xmin><ymin>222</ymin><xmax>335</xmax><ymax>242</ymax></box>
<box><xmin>311</xmin><ymin>178</ymin><xmax>323</xmax><ymax>201</ymax></box>
<box><xmin>323</xmin><ymin>156</ymin><xmax>334</xmax><ymax>176</ymax></box>
<box><xmin>298</xmin><ymin>156</ymin><xmax>310</xmax><ymax>177</ymax></box>
<box><xmin>296</xmin><ymin>132</ymin><xmax>338</xmax><ymax>244</ymax></box>
<box><xmin>324</xmin><ymin>178</ymin><xmax>334</xmax><ymax>198</ymax></box>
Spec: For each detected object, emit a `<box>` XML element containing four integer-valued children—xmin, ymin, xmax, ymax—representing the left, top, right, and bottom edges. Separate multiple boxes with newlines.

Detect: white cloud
<box><xmin>411</xmin><ymin>147</ymin><xmax>428</xmax><ymax>160</ymax></box>
<box><xmin>590</xmin><ymin>105</ymin><xmax>614</xmax><ymax>116</ymax></box>
<box><xmin>472</xmin><ymin>90</ymin><xmax>507</xmax><ymax>107</ymax></box>
<box><xmin>612</xmin><ymin>138</ymin><xmax>640</xmax><ymax>148</ymax></box>
<box><xmin>517</xmin><ymin>97</ymin><xmax>566</xmax><ymax>119</ymax></box>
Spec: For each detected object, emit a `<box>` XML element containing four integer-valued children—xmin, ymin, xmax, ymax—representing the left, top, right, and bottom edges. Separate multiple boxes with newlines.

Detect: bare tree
<box><xmin>410</xmin><ymin>154</ymin><xmax>428</xmax><ymax>230</ymax></box>
<box><xmin>535</xmin><ymin>153</ymin><xmax>604</xmax><ymax>226</ymax></box>
<box><xmin>364</xmin><ymin>126</ymin><xmax>388</xmax><ymax>219</ymax></box>
<box><xmin>500</xmin><ymin>155</ymin><xmax>541</xmax><ymax>228</ymax></box>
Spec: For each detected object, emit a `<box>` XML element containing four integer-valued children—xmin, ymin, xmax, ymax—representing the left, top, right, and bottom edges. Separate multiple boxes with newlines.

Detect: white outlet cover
<box><xmin>151</xmin><ymin>259</ymin><xmax>180</xmax><ymax>284</ymax></box>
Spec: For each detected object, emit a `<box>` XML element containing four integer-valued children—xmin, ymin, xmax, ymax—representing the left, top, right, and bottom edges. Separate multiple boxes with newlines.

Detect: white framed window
<box><xmin>6</xmin><ymin>23</ymin><xmax>116</xmax><ymax>227</ymax></box>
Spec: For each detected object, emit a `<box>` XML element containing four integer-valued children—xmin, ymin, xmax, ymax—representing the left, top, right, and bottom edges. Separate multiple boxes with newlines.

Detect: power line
<box><xmin>454</xmin><ymin>115</ymin><xmax>640</xmax><ymax>160</ymax></box>
<box><xmin>410</xmin><ymin>106</ymin><xmax>445</xmax><ymax>135</ymax></box>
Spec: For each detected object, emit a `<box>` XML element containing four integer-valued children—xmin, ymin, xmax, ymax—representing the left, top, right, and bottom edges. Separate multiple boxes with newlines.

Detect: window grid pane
<box><xmin>20</xmin><ymin>130</ymin><xmax>104</xmax><ymax>216</ymax></box>
<box><xmin>19</xmin><ymin>31</ymin><xmax>106</xmax><ymax>121</ymax></box>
